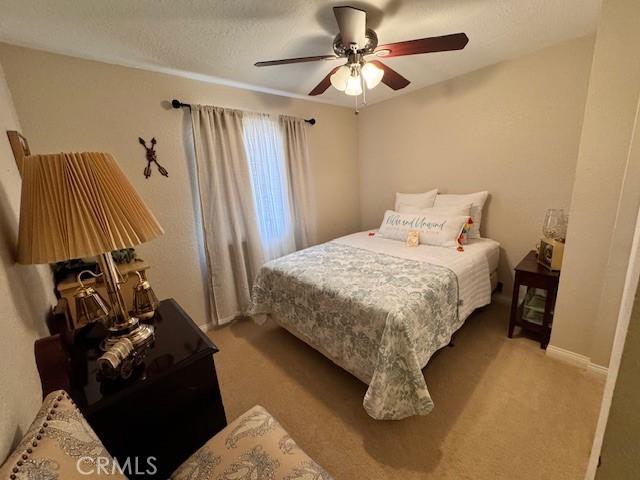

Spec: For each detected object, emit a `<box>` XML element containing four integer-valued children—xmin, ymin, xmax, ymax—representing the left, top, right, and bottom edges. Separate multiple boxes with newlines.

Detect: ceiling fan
<box><xmin>255</xmin><ymin>6</ymin><xmax>469</xmax><ymax>98</ymax></box>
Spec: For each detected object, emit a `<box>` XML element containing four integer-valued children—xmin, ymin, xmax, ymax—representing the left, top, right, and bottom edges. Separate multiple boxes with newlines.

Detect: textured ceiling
<box><xmin>0</xmin><ymin>0</ymin><xmax>601</xmax><ymax>107</ymax></box>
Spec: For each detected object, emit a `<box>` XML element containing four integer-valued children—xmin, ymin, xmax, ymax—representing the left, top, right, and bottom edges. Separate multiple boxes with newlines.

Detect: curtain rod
<box><xmin>170</xmin><ymin>99</ymin><xmax>316</xmax><ymax>125</ymax></box>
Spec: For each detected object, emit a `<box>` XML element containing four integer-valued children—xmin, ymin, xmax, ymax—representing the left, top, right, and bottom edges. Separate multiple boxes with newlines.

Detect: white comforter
<box><xmin>333</xmin><ymin>232</ymin><xmax>499</xmax><ymax>322</ymax></box>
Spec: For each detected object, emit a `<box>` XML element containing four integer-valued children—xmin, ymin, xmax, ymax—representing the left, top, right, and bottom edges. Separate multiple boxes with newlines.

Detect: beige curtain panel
<box><xmin>18</xmin><ymin>152</ymin><xmax>164</xmax><ymax>265</ymax></box>
<box><xmin>190</xmin><ymin>106</ymin><xmax>316</xmax><ymax>326</ymax></box>
<box><xmin>190</xmin><ymin>105</ymin><xmax>265</xmax><ymax>325</ymax></box>
<box><xmin>280</xmin><ymin>116</ymin><xmax>316</xmax><ymax>249</ymax></box>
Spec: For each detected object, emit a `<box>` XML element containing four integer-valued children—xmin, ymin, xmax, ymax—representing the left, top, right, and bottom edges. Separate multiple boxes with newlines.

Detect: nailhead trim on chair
<box><xmin>8</xmin><ymin>392</ymin><xmax>71</xmax><ymax>479</ymax></box>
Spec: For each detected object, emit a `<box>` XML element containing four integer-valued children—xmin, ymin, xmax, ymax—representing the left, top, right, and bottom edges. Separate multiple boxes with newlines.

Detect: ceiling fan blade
<box><xmin>308</xmin><ymin>66</ymin><xmax>341</xmax><ymax>96</ymax></box>
<box><xmin>375</xmin><ymin>33</ymin><xmax>469</xmax><ymax>58</ymax></box>
<box><xmin>369</xmin><ymin>60</ymin><xmax>410</xmax><ymax>90</ymax></box>
<box><xmin>333</xmin><ymin>6</ymin><xmax>366</xmax><ymax>49</ymax></box>
<box><xmin>255</xmin><ymin>54</ymin><xmax>337</xmax><ymax>67</ymax></box>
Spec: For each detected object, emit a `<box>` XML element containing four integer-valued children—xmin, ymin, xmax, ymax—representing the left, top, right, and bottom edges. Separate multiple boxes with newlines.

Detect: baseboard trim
<box><xmin>198</xmin><ymin>311</ymin><xmax>239</xmax><ymax>333</ymax></box>
<box><xmin>492</xmin><ymin>293</ymin><xmax>511</xmax><ymax>305</ymax></box>
<box><xmin>546</xmin><ymin>345</ymin><xmax>590</xmax><ymax>367</ymax></box>
<box><xmin>586</xmin><ymin>362</ymin><xmax>609</xmax><ymax>379</ymax></box>
<box><xmin>199</xmin><ymin>323</ymin><xmax>215</xmax><ymax>333</ymax></box>
<box><xmin>546</xmin><ymin>345</ymin><xmax>608</xmax><ymax>380</ymax></box>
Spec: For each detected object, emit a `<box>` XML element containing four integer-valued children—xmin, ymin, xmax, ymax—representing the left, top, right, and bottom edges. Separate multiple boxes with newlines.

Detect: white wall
<box><xmin>357</xmin><ymin>36</ymin><xmax>595</xmax><ymax>298</ymax></box>
<box><xmin>0</xmin><ymin>44</ymin><xmax>361</xmax><ymax>328</ymax></box>
<box><xmin>0</xmin><ymin>62</ymin><xmax>56</xmax><ymax>461</ymax></box>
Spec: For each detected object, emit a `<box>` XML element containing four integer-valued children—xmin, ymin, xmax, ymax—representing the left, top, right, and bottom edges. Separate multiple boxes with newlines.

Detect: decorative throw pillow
<box><xmin>397</xmin><ymin>204</ymin><xmax>471</xmax><ymax>217</ymax></box>
<box><xmin>0</xmin><ymin>390</ymin><xmax>125</xmax><ymax>479</ymax></box>
<box><xmin>434</xmin><ymin>191</ymin><xmax>489</xmax><ymax>239</ymax></box>
<box><xmin>378</xmin><ymin>210</ymin><xmax>471</xmax><ymax>248</ymax></box>
<box><xmin>394</xmin><ymin>189</ymin><xmax>438</xmax><ymax>212</ymax></box>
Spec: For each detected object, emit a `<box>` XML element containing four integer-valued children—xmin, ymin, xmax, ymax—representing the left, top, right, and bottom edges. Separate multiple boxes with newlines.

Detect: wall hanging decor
<box><xmin>6</xmin><ymin>130</ymin><xmax>31</xmax><ymax>174</ymax></box>
<box><xmin>138</xmin><ymin>136</ymin><xmax>169</xmax><ymax>179</ymax></box>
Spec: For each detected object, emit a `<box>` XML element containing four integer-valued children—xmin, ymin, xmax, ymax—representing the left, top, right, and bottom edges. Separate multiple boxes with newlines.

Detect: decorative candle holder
<box><xmin>74</xmin><ymin>270</ymin><xmax>110</xmax><ymax>327</ymax></box>
<box><xmin>132</xmin><ymin>271</ymin><xmax>159</xmax><ymax>320</ymax></box>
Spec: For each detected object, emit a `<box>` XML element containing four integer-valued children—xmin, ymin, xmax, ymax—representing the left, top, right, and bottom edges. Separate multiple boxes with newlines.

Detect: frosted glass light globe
<box><xmin>330</xmin><ymin>65</ymin><xmax>350</xmax><ymax>91</ymax></box>
<box><xmin>361</xmin><ymin>62</ymin><xmax>384</xmax><ymax>89</ymax></box>
<box><xmin>345</xmin><ymin>75</ymin><xmax>363</xmax><ymax>96</ymax></box>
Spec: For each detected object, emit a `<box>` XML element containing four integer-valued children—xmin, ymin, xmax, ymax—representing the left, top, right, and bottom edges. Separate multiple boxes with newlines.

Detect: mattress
<box><xmin>471</xmin><ymin>237</ymin><xmax>501</xmax><ymax>273</ymax></box>
<box><xmin>490</xmin><ymin>270</ymin><xmax>499</xmax><ymax>292</ymax></box>
<box><xmin>333</xmin><ymin>232</ymin><xmax>500</xmax><ymax>321</ymax></box>
<box><xmin>470</xmin><ymin>238</ymin><xmax>500</xmax><ymax>291</ymax></box>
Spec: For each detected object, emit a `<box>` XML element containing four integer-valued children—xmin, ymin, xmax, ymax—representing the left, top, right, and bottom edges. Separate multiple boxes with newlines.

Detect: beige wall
<box><xmin>1</xmin><ymin>22</ymin><xmax>633</xmax><ymax>373</ymax></box>
<box><xmin>551</xmin><ymin>0</ymin><xmax>640</xmax><ymax>368</ymax></box>
<box><xmin>357</xmin><ymin>36</ymin><xmax>595</xmax><ymax>297</ymax></box>
<box><xmin>0</xmin><ymin>62</ymin><xmax>56</xmax><ymax>461</ymax></box>
<box><xmin>0</xmin><ymin>44</ymin><xmax>360</xmax><ymax>328</ymax></box>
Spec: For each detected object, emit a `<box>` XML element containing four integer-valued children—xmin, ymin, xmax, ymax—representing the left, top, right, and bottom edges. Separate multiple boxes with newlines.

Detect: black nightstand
<box><xmin>36</xmin><ymin>298</ymin><xmax>226</xmax><ymax>479</ymax></box>
<box><xmin>508</xmin><ymin>251</ymin><xmax>560</xmax><ymax>349</ymax></box>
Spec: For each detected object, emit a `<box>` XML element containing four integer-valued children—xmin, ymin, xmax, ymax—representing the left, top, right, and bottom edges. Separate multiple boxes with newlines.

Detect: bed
<box><xmin>250</xmin><ymin>231</ymin><xmax>500</xmax><ymax>420</ymax></box>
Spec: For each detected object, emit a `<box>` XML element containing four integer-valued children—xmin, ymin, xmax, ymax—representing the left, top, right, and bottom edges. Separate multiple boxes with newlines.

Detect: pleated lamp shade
<box><xmin>18</xmin><ymin>152</ymin><xmax>164</xmax><ymax>264</ymax></box>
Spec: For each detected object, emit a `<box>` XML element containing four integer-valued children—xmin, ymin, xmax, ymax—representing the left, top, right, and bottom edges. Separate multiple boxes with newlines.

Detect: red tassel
<box><xmin>457</xmin><ymin>246</ymin><xmax>464</xmax><ymax>252</ymax></box>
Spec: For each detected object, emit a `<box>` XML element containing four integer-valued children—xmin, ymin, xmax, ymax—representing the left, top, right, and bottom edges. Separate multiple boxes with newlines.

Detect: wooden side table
<box><xmin>35</xmin><ymin>298</ymin><xmax>227</xmax><ymax>479</ymax></box>
<box><xmin>508</xmin><ymin>251</ymin><xmax>560</xmax><ymax>349</ymax></box>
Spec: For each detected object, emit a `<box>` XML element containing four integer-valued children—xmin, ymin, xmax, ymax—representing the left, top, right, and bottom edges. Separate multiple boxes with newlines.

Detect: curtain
<box><xmin>280</xmin><ymin>116</ymin><xmax>316</xmax><ymax>248</ymax></box>
<box><xmin>190</xmin><ymin>106</ymin><xmax>315</xmax><ymax>325</ymax></box>
<box><xmin>190</xmin><ymin>105</ymin><xmax>265</xmax><ymax>325</ymax></box>
<box><xmin>242</xmin><ymin>113</ymin><xmax>296</xmax><ymax>260</ymax></box>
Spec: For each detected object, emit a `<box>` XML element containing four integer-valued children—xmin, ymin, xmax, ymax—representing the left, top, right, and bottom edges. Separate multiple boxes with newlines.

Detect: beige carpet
<box><xmin>207</xmin><ymin>302</ymin><xmax>603</xmax><ymax>479</ymax></box>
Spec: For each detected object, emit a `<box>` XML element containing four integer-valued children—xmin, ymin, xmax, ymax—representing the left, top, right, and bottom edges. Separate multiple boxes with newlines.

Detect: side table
<box><xmin>35</xmin><ymin>298</ymin><xmax>226</xmax><ymax>479</ymax></box>
<box><xmin>508</xmin><ymin>251</ymin><xmax>560</xmax><ymax>348</ymax></box>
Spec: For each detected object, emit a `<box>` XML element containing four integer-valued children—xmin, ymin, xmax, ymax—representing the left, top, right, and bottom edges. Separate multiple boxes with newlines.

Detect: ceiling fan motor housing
<box><xmin>333</xmin><ymin>28</ymin><xmax>378</xmax><ymax>57</ymax></box>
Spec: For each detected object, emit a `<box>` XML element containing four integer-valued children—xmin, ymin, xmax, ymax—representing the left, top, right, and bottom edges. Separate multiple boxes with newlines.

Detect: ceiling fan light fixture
<box><xmin>330</xmin><ymin>65</ymin><xmax>350</xmax><ymax>91</ymax></box>
<box><xmin>361</xmin><ymin>62</ymin><xmax>384</xmax><ymax>89</ymax></box>
<box><xmin>256</xmin><ymin>5</ymin><xmax>468</xmax><ymax>99</ymax></box>
<box><xmin>345</xmin><ymin>74</ymin><xmax>363</xmax><ymax>96</ymax></box>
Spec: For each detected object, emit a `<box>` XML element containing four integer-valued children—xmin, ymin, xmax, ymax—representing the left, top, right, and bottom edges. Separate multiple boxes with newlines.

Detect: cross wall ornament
<box><xmin>138</xmin><ymin>137</ymin><xmax>169</xmax><ymax>179</ymax></box>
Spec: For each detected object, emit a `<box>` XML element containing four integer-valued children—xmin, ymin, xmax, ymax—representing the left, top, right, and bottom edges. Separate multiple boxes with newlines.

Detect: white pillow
<box><xmin>434</xmin><ymin>191</ymin><xmax>488</xmax><ymax>239</ymax></box>
<box><xmin>398</xmin><ymin>204</ymin><xmax>471</xmax><ymax>216</ymax></box>
<box><xmin>394</xmin><ymin>189</ymin><xmax>438</xmax><ymax>212</ymax></box>
<box><xmin>378</xmin><ymin>210</ymin><xmax>470</xmax><ymax>248</ymax></box>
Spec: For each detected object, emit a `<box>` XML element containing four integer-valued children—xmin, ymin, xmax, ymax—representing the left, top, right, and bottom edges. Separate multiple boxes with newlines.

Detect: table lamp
<box><xmin>18</xmin><ymin>152</ymin><xmax>164</xmax><ymax>352</ymax></box>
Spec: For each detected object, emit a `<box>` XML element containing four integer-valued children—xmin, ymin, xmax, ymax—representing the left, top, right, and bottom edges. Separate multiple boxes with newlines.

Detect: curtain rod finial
<box><xmin>171</xmin><ymin>99</ymin><xmax>182</xmax><ymax>109</ymax></box>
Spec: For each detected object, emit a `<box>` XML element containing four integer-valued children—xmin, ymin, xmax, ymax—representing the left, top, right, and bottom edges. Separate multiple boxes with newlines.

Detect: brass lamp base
<box><xmin>102</xmin><ymin>317</ymin><xmax>155</xmax><ymax>352</ymax></box>
<box><xmin>98</xmin><ymin>318</ymin><xmax>155</xmax><ymax>380</ymax></box>
<box><xmin>96</xmin><ymin>252</ymin><xmax>156</xmax><ymax>357</ymax></box>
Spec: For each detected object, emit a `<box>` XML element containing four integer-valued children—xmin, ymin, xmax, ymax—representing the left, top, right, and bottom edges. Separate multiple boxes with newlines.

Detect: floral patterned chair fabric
<box><xmin>0</xmin><ymin>390</ymin><xmax>125</xmax><ymax>479</ymax></box>
<box><xmin>1</xmin><ymin>394</ymin><xmax>331</xmax><ymax>480</ymax></box>
<box><xmin>170</xmin><ymin>405</ymin><xmax>332</xmax><ymax>480</ymax></box>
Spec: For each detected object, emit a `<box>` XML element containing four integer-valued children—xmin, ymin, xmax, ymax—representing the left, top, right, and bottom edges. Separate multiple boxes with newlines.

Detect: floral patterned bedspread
<box><xmin>249</xmin><ymin>242</ymin><xmax>460</xmax><ymax>420</ymax></box>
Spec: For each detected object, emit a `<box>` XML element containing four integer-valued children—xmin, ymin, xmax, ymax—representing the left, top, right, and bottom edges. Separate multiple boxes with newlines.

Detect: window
<box><xmin>242</xmin><ymin>113</ymin><xmax>295</xmax><ymax>260</ymax></box>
